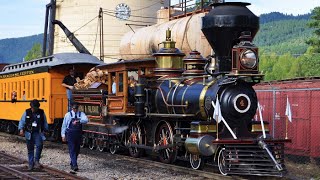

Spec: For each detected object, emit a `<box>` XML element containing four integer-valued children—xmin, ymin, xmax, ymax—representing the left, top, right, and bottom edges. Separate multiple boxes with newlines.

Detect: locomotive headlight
<box><xmin>240</xmin><ymin>50</ymin><xmax>257</xmax><ymax>69</ymax></box>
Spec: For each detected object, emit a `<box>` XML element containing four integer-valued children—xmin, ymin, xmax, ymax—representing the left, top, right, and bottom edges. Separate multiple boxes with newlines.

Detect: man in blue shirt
<box><xmin>61</xmin><ymin>102</ymin><xmax>88</xmax><ymax>172</ymax></box>
<box><xmin>18</xmin><ymin>99</ymin><xmax>49</xmax><ymax>170</ymax></box>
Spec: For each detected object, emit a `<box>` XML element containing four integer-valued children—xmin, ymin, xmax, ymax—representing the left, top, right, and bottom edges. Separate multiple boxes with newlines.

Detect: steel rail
<box><xmin>0</xmin><ymin>151</ymin><xmax>87</xmax><ymax>180</ymax></box>
<box><xmin>0</xmin><ymin>165</ymin><xmax>38</xmax><ymax>180</ymax></box>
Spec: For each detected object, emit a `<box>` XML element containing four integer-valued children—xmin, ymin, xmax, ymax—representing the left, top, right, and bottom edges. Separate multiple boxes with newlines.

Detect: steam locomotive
<box><xmin>0</xmin><ymin>1</ymin><xmax>290</xmax><ymax>177</ymax></box>
<box><xmin>72</xmin><ymin>2</ymin><xmax>289</xmax><ymax>177</ymax></box>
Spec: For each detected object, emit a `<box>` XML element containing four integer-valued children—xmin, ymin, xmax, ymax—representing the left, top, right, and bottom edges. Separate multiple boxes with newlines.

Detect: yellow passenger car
<box><xmin>0</xmin><ymin>53</ymin><xmax>104</xmax><ymax>140</ymax></box>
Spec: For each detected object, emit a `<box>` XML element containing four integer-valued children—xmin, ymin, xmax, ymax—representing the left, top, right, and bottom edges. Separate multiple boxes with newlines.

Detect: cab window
<box><xmin>119</xmin><ymin>73</ymin><xmax>123</xmax><ymax>93</ymax></box>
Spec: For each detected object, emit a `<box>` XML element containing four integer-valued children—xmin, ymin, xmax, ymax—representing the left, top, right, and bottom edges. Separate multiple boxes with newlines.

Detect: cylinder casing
<box><xmin>185</xmin><ymin>135</ymin><xmax>216</xmax><ymax>156</ymax></box>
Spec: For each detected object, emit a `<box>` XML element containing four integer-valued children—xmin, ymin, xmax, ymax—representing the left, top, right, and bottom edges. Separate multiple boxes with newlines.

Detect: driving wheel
<box><xmin>155</xmin><ymin>122</ymin><xmax>177</xmax><ymax>164</ymax></box>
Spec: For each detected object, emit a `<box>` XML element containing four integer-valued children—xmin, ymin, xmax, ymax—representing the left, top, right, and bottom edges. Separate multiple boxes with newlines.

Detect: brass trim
<box><xmin>171</xmin><ymin>80</ymin><xmax>182</xmax><ymax>114</ymax></box>
<box><xmin>181</xmin><ymin>85</ymin><xmax>191</xmax><ymax>114</ymax></box>
<box><xmin>148</xmin><ymin>113</ymin><xmax>194</xmax><ymax>117</ymax></box>
<box><xmin>251</xmin><ymin>124</ymin><xmax>270</xmax><ymax>132</ymax></box>
<box><xmin>199</xmin><ymin>79</ymin><xmax>217</xmax><ymax>119</ymax></box>
<box><xmin>166</xmin><ymin>81</ymin><xmax>175</xmax><ymax>113</ymax></box>
<box><xmin>155</xmin><ymin>81</ymin><xmax>163</xmax><ymax>114</ymax></box>
<box><xmin>164</xmin><ymin>41</ymin><xmax>176</xmax><ymax>48</ymax></box>
<box><xmin>190</xmin><ymin>124</ymin><xmax>217</xmax><ymax>133</ymax></box>
<box><xmin>157</xmin><ymin>86</ymin><xmax>188</xmax><ymax>107</ymax></box>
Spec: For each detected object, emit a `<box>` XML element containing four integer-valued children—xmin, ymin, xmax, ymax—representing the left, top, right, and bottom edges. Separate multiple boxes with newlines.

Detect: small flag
<box><xmin>285</xmin><ymin>96</ymin><xmax>292</xmax><ymax>122</ymax></box>
<box><xmin>212</xmin><ymin>97</ymin><xmax>238</xmax><ymax>139</ymax></box>
<box><xmin>213</xmin><ymin>97</ymin><xmax>222</xmax><ymax>123</ymax></box>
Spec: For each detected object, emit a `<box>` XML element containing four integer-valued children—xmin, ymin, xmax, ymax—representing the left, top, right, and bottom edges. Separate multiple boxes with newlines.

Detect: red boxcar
<box><xmin>254</xmin><ymin>77</ymin><xmax>320</xmax><ymax>158</ymax></box>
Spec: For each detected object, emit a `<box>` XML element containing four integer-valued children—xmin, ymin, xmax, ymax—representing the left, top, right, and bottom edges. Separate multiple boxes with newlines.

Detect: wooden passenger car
<box><xmin>0</xmin><ymin>53</ymin><xmax>104</xmax><ymax>137</ymax></box>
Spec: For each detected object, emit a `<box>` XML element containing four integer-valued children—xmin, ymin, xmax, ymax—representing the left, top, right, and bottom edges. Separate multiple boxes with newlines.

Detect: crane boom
<box><xmin>53</xmin><ymin>20</ymin><xmax>91</xmax><ymax>55</ymax></box>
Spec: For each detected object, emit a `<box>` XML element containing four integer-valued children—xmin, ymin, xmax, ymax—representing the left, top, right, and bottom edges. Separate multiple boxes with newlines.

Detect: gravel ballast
<box><xmin>0</xmin><ymin>134</ymin><xmax>208</xmax><ymax>180</ymax></box>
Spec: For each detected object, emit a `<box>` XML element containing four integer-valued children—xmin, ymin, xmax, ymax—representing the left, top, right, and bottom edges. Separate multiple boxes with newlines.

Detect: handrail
<box><xmin>157</xmin><ymin>87</ymin><xmax>188</xmax><ymax>107</ymax></box>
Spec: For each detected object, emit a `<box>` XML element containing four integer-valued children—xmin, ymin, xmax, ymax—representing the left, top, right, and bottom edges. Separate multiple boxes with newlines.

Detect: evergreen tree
<box><xmin>306</xmin><ymin>7</ymin><xmax>320</xmax><ymax>53</ymax></box>
<box><xmin>24</xmin><ymin>43</ymin><xmax>42</xmax><ymax>61</ymax></box>
<box><xmin>300</xmin><ymin>53</ymin><xmax>320</xmax><ymax>77</ymax></box>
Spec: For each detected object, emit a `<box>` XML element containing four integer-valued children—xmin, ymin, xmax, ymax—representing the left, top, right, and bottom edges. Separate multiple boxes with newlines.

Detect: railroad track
<box><xmin>0</xmin><ymin>132</ymin><xmax>239</xmax><ymax>179</ymax></box>
<box><xmin>125</xmin><ymin>156</ymin><xmax>240</xmax><ymax>180</ymax></box>
<box><xmin>0</xmin><ymin>151</ymin><xmax>86</xmax><ymax>180</ymax></box>
<box><xmin>0</xmin><ymin>132</ymin><xmax>285</xmax><ymax>180</ymax></box>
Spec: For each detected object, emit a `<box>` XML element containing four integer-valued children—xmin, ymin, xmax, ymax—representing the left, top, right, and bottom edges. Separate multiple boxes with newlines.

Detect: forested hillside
<box><xmin>255</xmin><ymin>10</ymin><xmax>320</xmax><ymax>81</ymax></box>
<box><xmin>0</xmin><ymin>34</ymin><xmax>43</xmax><ymax>63</ymax></box>
<box><xmin>259</xmin><ymin>12</ymin><xmax>311</xmax><ymax>24</ymax></box>
<box><xmin>254</xmin><ymin>13</ymin><xmax>312</xmax><ymax>55</ymax></box>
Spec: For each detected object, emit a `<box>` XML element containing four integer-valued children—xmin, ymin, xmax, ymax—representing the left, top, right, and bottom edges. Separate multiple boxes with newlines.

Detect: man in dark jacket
<box><xmin>62</xmin><ymin>68</ymin><xmax>77</xmax><ymax>111</ymax></box>
<box><xmin>18</xmin><ymin>99</ymin><xmax>49</xmax><ymax>170</ymax></box>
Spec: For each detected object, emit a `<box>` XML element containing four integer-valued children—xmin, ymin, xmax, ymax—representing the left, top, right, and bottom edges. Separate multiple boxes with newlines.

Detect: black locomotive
<box><xmin>71</xmin><ymin>2</ymin><xmax>290</xmax><ymax>177</ymax></box>
<box><xmin>0</xmin><ymin>1</ymin><xmax>291</xmax><ymax>176</ymax></box>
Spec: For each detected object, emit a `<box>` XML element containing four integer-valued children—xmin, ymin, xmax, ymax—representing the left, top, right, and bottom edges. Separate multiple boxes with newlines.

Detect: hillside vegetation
<box><xmin>0</xmin><ymin>34</ymin><xmax>43</xmax><ymax>63</ymax></box>
<box><xmin>255</xmin><ymin>13</ymin><xmax>312</xmax><ymax>55</ymax></box>
<box><xmin>255</xmin><ymin>11</ymin><xmax>320</xmax><ymax>81</ymax></box>
<box><xmin>259</xmin><ymin>12</ymin><xmax>311</xmax><ymax>24</ymax></box>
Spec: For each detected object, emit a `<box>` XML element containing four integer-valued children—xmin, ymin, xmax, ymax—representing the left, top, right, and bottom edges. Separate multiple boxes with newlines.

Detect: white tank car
<box><xmin>119</xmin><ymin>9</ymin><xmax>212</xmax><ymax>60</ymax></box>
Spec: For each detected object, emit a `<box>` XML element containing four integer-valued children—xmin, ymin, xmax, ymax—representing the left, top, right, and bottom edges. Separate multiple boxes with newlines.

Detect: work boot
<box><xmin>28</xmin><ymin>165</ymin><xmax>33</xmax><ymax>171</ymax></box>
<box><xmin>34</xmin><ymin>161</ymin><xmax>41</xmax><ymax>169</ymax></box>
<box><xmin>74</xmin><ymin>166</ymin><xmax>79</xmax><ymax>171</ymax></box>
<box><xmin>71</xmin><ymin>165</ymin><xmax>79</xmax><ymax>171</ymax></box>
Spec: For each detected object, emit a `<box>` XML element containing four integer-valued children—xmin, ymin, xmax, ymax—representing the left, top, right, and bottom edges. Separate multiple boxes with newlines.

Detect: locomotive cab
<box><xmin>98</xmin><ymin>59</ymin><xmax>156</xmax><ymax>115</ymax></box>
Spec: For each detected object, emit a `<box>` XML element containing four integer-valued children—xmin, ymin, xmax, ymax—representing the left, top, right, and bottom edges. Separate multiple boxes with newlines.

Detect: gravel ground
<box><xmin>2</xmin><ymin>133</ymin><xmax>316</xmax><ymax>180</ymax></box>
<box><xmin>0</xmin><ymin>134</ymin><xmax>212</xmax><ymax>180</ymax></box>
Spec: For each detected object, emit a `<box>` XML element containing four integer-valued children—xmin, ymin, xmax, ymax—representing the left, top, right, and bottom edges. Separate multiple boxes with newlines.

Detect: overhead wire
<box><xmin>72</xmin><ymin>15</ymin><xmax>99</xmax><ymax>34</ymax></box>
<box><xmin>91</xmin><ymin>17</ymin><xmax>100</xmax><ymax>55</ymax></box>
<box><xmin>130</xmin><ymin>1</ymin><xmax>162</xmax><ymax>11</ymax></box>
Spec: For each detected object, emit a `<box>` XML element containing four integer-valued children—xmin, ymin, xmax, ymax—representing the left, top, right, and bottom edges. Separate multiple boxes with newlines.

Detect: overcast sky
<box><xmin>0</xmin><ymin>0</ymin><xmax>319</xmax><ymax>40</ymax></box>
<box><xmin>241</xmin><ymin>0</ymin><xmax>320</xmax><ymax>16</ymax></box>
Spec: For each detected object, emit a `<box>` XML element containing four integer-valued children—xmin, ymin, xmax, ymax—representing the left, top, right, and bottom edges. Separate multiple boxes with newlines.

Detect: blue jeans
<box><xmin>67</xmin><ymin>89</ymin><xmax>72</xmax><ymax>111</ymax></box>
<box><xmin>67</xmin><ymin>130</ymin><xmax>81</xmax><ymax>168</ymax></box>
<box><xmin>26</xmin><ymin>132</ymin><xmax>43</xmax><ymax>166</ymax></box>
